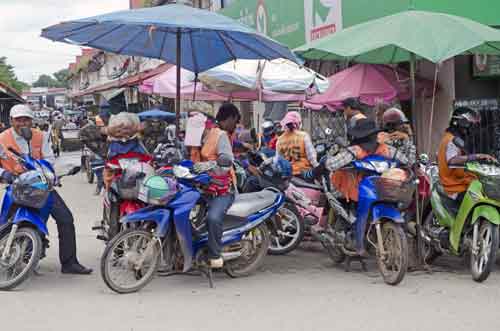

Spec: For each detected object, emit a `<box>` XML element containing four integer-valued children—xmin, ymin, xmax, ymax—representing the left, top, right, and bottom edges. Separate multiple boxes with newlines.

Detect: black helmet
<box><xmin>451</xmin><ymin>107</ymin><xmax>480</xmax><ymax>129</ymax></box>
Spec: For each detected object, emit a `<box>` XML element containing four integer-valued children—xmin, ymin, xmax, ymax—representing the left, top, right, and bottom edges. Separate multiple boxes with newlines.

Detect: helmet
<box><xmin>117</xmin><ymin>161</ymin><xmax>155</xmax><ymax>200</ymax></box>
<box><xmin>382</xmin><ymin>108</ymin><xmax>409</xmax><ymax>130</ymax></box>
<box><xmin>261</xmin><ymin>120</ymin><xmax>275</xmax><ymax>137</ymax></box>
<box><xmin>138</xmin><ymin>175</ymin><xmax>177</xmax><ymax>205</ymax></box>
<box><xmin>12</xmin><ymin>170</ymin><xmax>52</xmax><ymax>209</ymax></box>
<box><xmin>451</xmin><ymin>107</ymin><xmax>481</xmax><ymax>129</ymax></box>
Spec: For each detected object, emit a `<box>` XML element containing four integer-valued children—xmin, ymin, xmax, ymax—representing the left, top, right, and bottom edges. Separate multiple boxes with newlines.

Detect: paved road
<box><xmin>3</xmin><ymin>153</ymin><xmax>500</xmax><ymax>331</ymax></box>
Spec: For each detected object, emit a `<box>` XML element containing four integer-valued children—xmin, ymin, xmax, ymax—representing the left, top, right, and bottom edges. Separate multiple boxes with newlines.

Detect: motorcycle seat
<box><xmin>227</xmin><ymin>189</ymin><xmax>279</xmax><ymax>218</ymax></box>
<box><xmin>290</xmin><ymin>177</ymin><xmax>321</xmax><ymax>190</ymax></box>
<box><xmin>436</xmin><ymin>183</ymin><xmax>460</xmax><ymax>218</ymax></box>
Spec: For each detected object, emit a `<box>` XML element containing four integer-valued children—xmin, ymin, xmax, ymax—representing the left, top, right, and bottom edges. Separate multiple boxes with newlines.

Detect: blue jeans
<box><xmin>206</xmin><ymin>194</ymin><xmax>234</xmax><ymax>258</ymax></box>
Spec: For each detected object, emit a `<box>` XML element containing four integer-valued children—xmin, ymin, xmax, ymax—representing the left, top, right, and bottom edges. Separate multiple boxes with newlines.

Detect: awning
<box><xmin>0</xmin><ymin>82</ymin><xmax>24</xmax><ymax>103</ymax></box>
<box><xmin>69</xmin><ymin>63</ymin><xmax>171</xmax><ymax>98</ymax></box>
<box><xmin>100</xmin><ymin>88</ymin><xmax>125</xmax><ymax>101</ymax></box>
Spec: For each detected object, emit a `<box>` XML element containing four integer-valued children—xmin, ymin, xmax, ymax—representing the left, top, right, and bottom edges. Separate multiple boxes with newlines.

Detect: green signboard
<box><xmin>221</xmin><ymin>0</ymin><xmax>343</xmax><ymax>49</ymax></box>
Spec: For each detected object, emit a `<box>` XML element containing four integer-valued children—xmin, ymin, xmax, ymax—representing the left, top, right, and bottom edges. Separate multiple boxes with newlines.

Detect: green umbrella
<box><xmin>296</xmin><ymin>10</ymin><xmax>500</xmax><ymax>267</ymax></box>
<box><xmin>295</xmin><ymin>10</ymin><xmax>500</xmax><ymax>64</ymax></box>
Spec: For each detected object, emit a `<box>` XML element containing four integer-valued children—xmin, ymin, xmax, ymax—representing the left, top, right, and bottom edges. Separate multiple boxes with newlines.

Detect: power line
<box><xmin>2</xmin><ymin>46</ymin><xmax>79</xmax><ymax>57</ymax></box>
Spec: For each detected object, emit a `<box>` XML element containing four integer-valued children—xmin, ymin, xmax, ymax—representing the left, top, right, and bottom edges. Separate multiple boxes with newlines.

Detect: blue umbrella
<box><xmin>138</xmin><ymin>109</ymin><xmax>176</xmax><ymax>121</ymax></box>
<box><xmin>41</xmin><ymin>4</ymin><xmax>299</xmax><ymax>129</ymax></box>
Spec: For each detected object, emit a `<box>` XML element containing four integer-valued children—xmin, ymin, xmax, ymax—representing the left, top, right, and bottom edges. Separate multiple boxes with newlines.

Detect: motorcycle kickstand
<box><xmin>344</xmin><ymin>256</ymin><xmax>367</xmax><ymax>272</ymax></box>
<box><xmin>199</xmin><ymin>265</ymin><xmax>215</xmax><ymax>289</ymax></box>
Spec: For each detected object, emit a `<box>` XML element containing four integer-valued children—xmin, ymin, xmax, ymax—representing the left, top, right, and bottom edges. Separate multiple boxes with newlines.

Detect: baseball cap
<box><xmin>10</xmin><ymin>104</ymin><xmax>34</xmax><ymax>119</ymax></box>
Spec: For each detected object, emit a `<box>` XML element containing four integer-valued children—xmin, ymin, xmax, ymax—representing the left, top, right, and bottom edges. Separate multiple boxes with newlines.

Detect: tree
<box><xmin>32</xmin><ymin>74</ymin><xmax>60</xmax><ymax>88</ymax></box>
<box><xmin>0</xmin><ymin>57</ymin><xmax>30</xmax><ymax>92</ymax></box>
<box><xmin>53</xmin><ymin>68</ymin><xmax>70</xmax><ymax>88</ymax></box>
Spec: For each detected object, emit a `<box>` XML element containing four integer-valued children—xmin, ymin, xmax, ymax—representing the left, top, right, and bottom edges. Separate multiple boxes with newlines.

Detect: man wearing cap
<box><xmin>276</xmin><ymin>111</ymin><xmax>318</xmax><ymax>176</ymax></box>
<box><xmin>0</xmin><ymin>104</ymin><xmax>92</xmax><ymax>275</ymax></box>
<box><xmin>312</xmin><ymin>119</ymin><xmax>409</xmax><ymax>255</ymax></box>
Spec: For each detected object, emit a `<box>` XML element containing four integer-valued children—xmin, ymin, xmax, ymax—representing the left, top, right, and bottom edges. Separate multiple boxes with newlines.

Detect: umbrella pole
<box><xmin>176</xmin><ymin>28</ymin><xmax>181</xmax><ymax>137</ymax></box>
<box><xmin>410</xmin><ymin>52</ymin><xmax>424</xmax><ymax>267</ymax></box>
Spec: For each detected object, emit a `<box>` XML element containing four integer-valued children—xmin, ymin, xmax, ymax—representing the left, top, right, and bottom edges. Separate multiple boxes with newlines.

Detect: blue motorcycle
<box><xmin>100</xmin><ymin>163</ymin><xmax>284</xmax><ymax>294</ymax></box>
<box><xmin>0</xmin><ymin>148</ymin><xmax>80</xmax><ymax>290</ymax></box>
<box><xmin>320</xmin><ymin>154</ymin><xmax>414</xmax><ymax>285</ymax></box>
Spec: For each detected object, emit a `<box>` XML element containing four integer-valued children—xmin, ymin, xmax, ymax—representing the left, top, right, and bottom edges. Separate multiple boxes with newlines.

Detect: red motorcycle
<box><xmin>93</xmin><ymin>152</ymin><xmax>153</xmax><ymax>242</ymax></box>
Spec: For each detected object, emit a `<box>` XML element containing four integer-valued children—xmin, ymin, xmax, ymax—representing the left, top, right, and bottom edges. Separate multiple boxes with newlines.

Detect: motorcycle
<box><xmin>0</xmin><ymin>148</ymin><xmax>80</xmax><ymax>290</ymax></box>
<box><xmin>422</xmin><ymin>160</ymin><xmax>500</xmax><ymax>282</ymax></box>
<box><xmin>100</xmin><ymin>162</ymin><xmax>284</xmax><ymax>294</ymax></box>
<box><xmin>239</xmin><ymin>152</ymin><xmax>305</xmax><ymax>255</ymax></box>
<box><xmin>92</xmin><ymin>154</ymin><xmax>152</xmax><ymax>242</ymax></box>
<box><xmin>319</xmin><ymin>154</ymin><xmax>414</xmax><ymax>285</ymax></box>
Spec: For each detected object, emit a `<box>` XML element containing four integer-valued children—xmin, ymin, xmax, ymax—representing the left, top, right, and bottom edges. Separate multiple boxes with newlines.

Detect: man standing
<box><xmin>342</xmin><ymin>97</ymin><xmax>367</xmax><ymax>132</ymax></box>
<box><xmin>0</xmin><ymin>104</ymin><xmax>92</xmax><ymax>275</ymax></box>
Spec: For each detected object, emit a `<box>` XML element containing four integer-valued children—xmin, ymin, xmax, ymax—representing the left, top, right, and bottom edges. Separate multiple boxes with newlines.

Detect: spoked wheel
<box><xmin>0</xmin><ymin>228</ymin><xmax>42</xmax><ymax>291</ymax></box>
<box><xmin>470</xmin><ymin>220</ymin><xmax>498</xmax><ymax>283</ymax></box>
<box><xmin>101</xmin><ymin>229</ymin><xmax>161</xmax><ymax>294</ymax></box>
<box><xmin>268</xmin><ymin>203</ymin><xmax>304</xmax><ymax>255</ymax></box>
<box><xmin>224</xmin><ymin>223</ymin><xmax>270</xmax><ymax>278</ymax></box>
<box><xmin>376</xmin><ymin>222</ymin><xmax>408</xmax><ymax>286</ymax></box>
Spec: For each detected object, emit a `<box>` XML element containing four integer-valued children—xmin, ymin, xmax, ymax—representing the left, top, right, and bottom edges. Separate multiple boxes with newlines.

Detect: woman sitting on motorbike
<box><xmin>311</xmin><ymin>119</ymin><xmax>409</xmax><ymax>253</ymax></box>
<box><xmin>275</xmin><ymin>111</ymin><xmax>318</xmax><ymax>178</ymax></box>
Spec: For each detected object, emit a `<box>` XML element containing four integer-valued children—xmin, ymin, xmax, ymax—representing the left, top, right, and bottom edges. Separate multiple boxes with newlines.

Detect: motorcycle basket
<box><xmin>370</xmin><ymin>177</ymin><xmax>415</xmax><ymax>207</ymax></box>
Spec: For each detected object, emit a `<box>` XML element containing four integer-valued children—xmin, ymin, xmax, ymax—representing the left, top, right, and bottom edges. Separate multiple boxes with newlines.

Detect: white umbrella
<box><xmin>198</xmin><ymin>58</ymin><xmax>329</xmax><ymax>95</ymax></box>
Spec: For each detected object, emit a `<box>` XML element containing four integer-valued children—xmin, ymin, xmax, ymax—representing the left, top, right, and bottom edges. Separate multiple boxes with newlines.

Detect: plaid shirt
<box><xmin>385</xmin><ymin>137</ymin><xmax>416</xmax><ymax>166</ymax></box>
<box><xmin>325</xmin><ymin>145</ymin><xmax>409</xmax><ymax>172</ymax></box>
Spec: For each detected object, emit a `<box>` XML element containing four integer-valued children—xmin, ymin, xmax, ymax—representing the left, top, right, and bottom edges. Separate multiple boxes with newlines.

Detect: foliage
<box><xmin>0</xmin><ymin>56</ymin><xmax>30</xmax><ymax>92</ymax></box>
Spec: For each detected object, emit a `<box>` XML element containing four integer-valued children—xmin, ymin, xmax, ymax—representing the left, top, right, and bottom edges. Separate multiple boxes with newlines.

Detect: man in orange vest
<box><xmin>0</xmin><ymin>104</ymin><xmax>92</xmax><ymax>275</ymax></box>
<box><xmin>437</xmin><ymin>107</ymin><xmax>495</xmax><ymax>200</ymax></box>
<box><xmin>276</xmin><ymin>111</ymin><xmax>319</xmax><ymax>177</ymax></box>
<box><xmin>193</xmin><ymin>103</ymin><xmax>241</xmax><ymax>269</ymax></box>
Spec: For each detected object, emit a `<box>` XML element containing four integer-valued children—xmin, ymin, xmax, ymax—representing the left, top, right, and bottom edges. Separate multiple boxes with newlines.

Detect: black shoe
<box><xmin>61</xmin><ymin>263</ymin><xmax>93</xmax><ymax>275</ymax></box>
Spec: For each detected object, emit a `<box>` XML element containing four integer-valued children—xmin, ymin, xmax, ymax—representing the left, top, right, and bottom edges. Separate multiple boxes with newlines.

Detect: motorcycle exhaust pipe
<box><xmin>221</xmin><ymin>251</ymin><xmax>242</xmax><ymax>261</ymax></box>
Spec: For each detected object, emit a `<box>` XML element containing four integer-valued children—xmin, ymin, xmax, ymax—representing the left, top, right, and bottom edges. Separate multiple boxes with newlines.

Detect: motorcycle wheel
<box><xmin>103</xmin><ymin>202</ymin><xmax>121</xmax><ymax>242</ymax></box>
<box><xmin>101</xmin><ymin>229</ymin><xmax>161</xmax><ymax>294</ymax></box>
<box><xmin>85</xmin><ymin>158</ymin><xmax>94</xmax><ymax>184</ymax></box>
<box><xmin>323</xmin><ymin>214</ymin><xmax>346</xmax><ymax>264</ymax></box>
<box><xmin>224</xmin><ymin>223</ymin><xmax>270</xmax><ymax>278</ymax></box>
<box><xmin>0</xmin><ymin>227</ymin><xmax>42</xmax><ymax>291</ymax></box>
<box><xmin>376</xmin><ymin>222</ymin><xmax>409</xmax><ymax>286</ymax></box>
<box><xmin>470</xmin><ymin>220</ymin><xmax>498</xmax><ymax>283</ymax></box>
<box><xmin>268</xmin><ymin>203</ymin><xmax>304</xmax><ymax>255</ymax></box>
<box><xmin>421</xmin><ymin>212</ymin><xmax>442</xmax><ymax>264</ymax></box>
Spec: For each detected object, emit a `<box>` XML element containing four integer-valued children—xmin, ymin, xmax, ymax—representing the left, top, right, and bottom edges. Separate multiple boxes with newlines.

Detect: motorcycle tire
<box><xmin>101</xmin><ymin>229</ymin><xmax>161</xmax><ymax>294</ymax></box>
<box><xmin>0</xmin><ymin>227</ymin><xmax>42</xmax><ymax>291</ymax></box>
<box><xmin>268</xmin><ymin>202</ymin><xmax>304</xmax><ymax>255</ymax></box>
<box><xmin>376</xmin><ymin>222</ymin><xmax>408</xmax><ymax>286</ymax></box>
<box><xmin>85</xmin><ymin>158</ymin><xmax>94</xmax><ymax>184</ymax></box>
<box><xmin>224</xmin><ymin>223</ymin><xmax>270</xmax><ymax>278</ymax></box>
<box><xmin>470</xmin><ymin>220</ymin><xmax>499</xmax><ymax>283</ymax></box>
<box><xmin>103</xmin><ymin>202</ymin><xmax>121</xmax><ymax>242</ymax></box>
<box><xmin>421</xmin><ymin>212</ymin><xmax>442</xmax><ymax>264</ymax></box>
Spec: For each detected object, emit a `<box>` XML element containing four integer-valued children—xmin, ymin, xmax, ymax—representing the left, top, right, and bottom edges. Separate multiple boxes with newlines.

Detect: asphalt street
<box><xmin>2</xmin><ymin>152</ymin><xmax>499</xmax><ymax>331</ymax></box>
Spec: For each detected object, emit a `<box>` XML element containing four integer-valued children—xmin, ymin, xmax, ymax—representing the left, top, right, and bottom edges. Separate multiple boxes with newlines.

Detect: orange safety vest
<box><xmin>331</xmin><ymin>144</ymin><xmax>391</xmax><ymax>202</ymax></box>
<box><xmin>437</xmin><ymin>132</ymin><xmax>477</xmax><ymax>195</ymax></box>
<box><xmin>200</xmin><ymin>127</ymin><xmax>236</xmax><ymax>194</ymax></box>
<box><xmin>277</xmin><ymin>130</ymin><xmax>312</xmax><ymax>175</ymax></box>
<box><xmin>0</xmin><ymin>128</ymin><xmax>44</xmax><ymax>175</ymax></box>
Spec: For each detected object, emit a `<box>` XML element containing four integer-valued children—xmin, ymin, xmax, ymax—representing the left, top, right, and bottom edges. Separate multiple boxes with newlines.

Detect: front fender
<box><xmin>471</xmin><ymin>205</ymin><xmax>500</xmax><ymax>225</ymax></box>
<box><xmin>371</xmin><ymin>204</ymin><xmax>405</xmax><ymax>224</ymax></box>
<box><xmin>12</xmin><ymin>208</ymin><xmax>48</xmax><ymax>235</ymax></box>
<box><xmin>121</xmin><ymin>208</ymin><xmax>171</xmax><ymax>237</ymax></box>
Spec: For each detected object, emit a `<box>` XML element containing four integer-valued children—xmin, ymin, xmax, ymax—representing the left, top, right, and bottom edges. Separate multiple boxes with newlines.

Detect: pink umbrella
<box><xmin>304</xmin><ymin>64</ymin><xmax>434</xmax><ymax>111</ymax></box>
<box><xmin>139</xmin><ymin>66</ymin><xmax>306</xmax><ymax>102</ymax></box>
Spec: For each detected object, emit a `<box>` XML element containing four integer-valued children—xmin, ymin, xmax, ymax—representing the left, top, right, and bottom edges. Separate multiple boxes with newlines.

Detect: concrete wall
<box><xmin>415</xmin><ymin>59</ymin><xmax>455</xmax><ymax>157</ymax></box>
<box><xmin>454</xmin><ymin>56</ymin><xmax>500</xmax><ymax>100</ymax></box>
